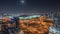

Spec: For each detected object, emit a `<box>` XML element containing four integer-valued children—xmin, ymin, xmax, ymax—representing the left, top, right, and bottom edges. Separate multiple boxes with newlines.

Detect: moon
<box><xmin>21</xmin><ymin>0</ymin><xmax>24</xmax><ymax>4</ymax></box>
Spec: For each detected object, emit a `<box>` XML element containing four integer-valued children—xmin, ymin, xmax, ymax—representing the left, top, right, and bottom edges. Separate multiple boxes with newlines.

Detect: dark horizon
<box><xmin>0</xmin><ymin>0</ymin><xmax>60</xmax><ymax>14</ymax></box>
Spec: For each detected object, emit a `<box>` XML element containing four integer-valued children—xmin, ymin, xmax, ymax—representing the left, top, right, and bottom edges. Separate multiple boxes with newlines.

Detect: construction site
<box><xmin>0</xmin><ymin>11</ymin><xmax>60</xmax><ymax>34</ymax></box>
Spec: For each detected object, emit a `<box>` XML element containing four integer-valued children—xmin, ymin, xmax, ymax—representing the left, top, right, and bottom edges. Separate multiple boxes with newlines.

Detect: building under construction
<box><xmin>0</xmin><ymin>12</ymin><xmax>60</xmax><ymax>34</ymax></box>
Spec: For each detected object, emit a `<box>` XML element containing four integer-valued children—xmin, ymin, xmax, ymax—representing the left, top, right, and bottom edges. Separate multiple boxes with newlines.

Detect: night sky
<box><xmin>0</xmin><ymin>0</ymin><xmax>60</xmax><ymax>14</ymax></box>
